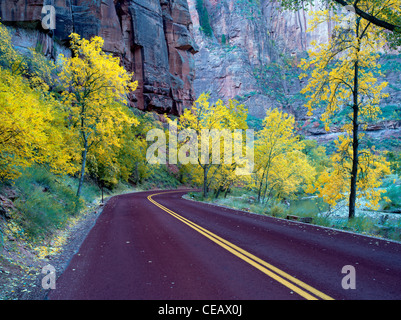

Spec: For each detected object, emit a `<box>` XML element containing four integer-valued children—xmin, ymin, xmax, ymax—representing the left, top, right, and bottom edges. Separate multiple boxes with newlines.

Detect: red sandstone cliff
<box><xmin>0</xmin><ymin>0</ymin><xmax>198</xmax><ymax>115</ymax></box>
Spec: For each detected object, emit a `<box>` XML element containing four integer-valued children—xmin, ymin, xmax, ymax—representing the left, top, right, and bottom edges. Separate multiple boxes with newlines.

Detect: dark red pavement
<box><xmin>48</xmin><ymin>190</ymin><xmax>401</xmax><ymax>300</ymax></box>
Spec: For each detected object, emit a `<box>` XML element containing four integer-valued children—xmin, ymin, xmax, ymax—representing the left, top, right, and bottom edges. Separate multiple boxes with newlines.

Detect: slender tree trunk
<box><xmin>77</xmin><ymin>137</ymin><xmax>88</xmax><ymax>197</ymax></box>
<box><xmin>349</xmin><ymin>34</ymin><xmax>361</xmax><ymax>220</ymax></box>
<box><xmin>224</xmin><ymin>187</ymin><xmax>230</xmax><ymax>198</ymax></box>
<box><xmin>215</xmin><ymin>185</ymin><xmax>223</xmax><ymax>199</ymax></box>
<box><xmin>261</xmin><ymin>163</ymin><xmax>273</xmax><ymax>204</ymax></box>
<box><xmin>257</xmin><ymin>168</ymin><xmax>266</xmax><ymax>203</ymax></box>
<box><xmin>202</xmin><ymin>165</ymin><xmax>209</xmax><ymax>198</ymax></box>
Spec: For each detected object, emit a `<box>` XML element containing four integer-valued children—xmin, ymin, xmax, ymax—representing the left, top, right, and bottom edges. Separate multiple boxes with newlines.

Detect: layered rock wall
<box><xmin>189</xmin><ymin>0</ymin><xmax>400</xmax><ymax>126</ymax></box>
<box><xmin>0</xmin><ymin>0</ymin><xmax>198</xmax><ymax>115</ymax></box>
<box><xmin>188</xmin><ymin>0</ymin><xmax>333</xmax><ymax>118</ymax></box>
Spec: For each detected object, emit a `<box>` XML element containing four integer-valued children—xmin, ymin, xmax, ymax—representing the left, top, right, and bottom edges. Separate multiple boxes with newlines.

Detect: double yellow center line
<box><xmin>148</xmin><ymin>191</ymin><xmax>334</xmax><ymax>300</ymax></box>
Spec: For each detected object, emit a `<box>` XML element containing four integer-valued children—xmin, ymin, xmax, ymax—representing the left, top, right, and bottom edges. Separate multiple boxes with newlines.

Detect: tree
<box><xmin>87</xmin><ymin>108</ymin><xmax>155</xmax><ymax>194</ymax></box>
<box><xmin>306</xmin><ymin>135</ymin><xmax>390</xmax><ymax>211</ymax></box>
<box><xmin>221</xmin><ymin>34</ymin><xmax>227</xmax><ymax>45</ymax></box>
<box><xmin>58</xmin><ymin>33</ymin><xmax>138</xmax><ymax>197</ymax></box>
<box><xmin>253</xmin><ymin>108</ymin><xmax>315</xmax><ymax>204</ymax></box>
<box><xmin>299</xmin><ymin>4</ymin><xmax>392</xmax><ymax>218</ymax></box>
<box><xmin>176</xmin><ymin>93</ymin><xmax>250</xmax><ymax>197</ymax></box>
<box><xmin>387</xmin><ymin>151</ymin><xmax>401</xmax><ymax>176</ymax></box>
<box><xmin>0</xmin><ymin>23</ymin><xmax>75</xmax><ymax>181</ymax></box>
<box><xmin>0</xmin><ymin>67</ymin><xmax>76</xmax><ymax>181</ymax></box>
<box><xmin>0</xmin><ymin>23</ymin><xmax>24</xmax><ymax>73</ymax></box>
<box><xmin>234</xmin><ymin>0</ymin><xmax>262</xmax><ymax>20</ymax></box>
<box><xmin>211</xmin><ymin>163</ymin><xmax>238</xmax><ymax>198</ymax></box>
<box><xmin>300</xmin><ymin>139</ymin><xmax>330</xmax><ymax>174</ymax></box>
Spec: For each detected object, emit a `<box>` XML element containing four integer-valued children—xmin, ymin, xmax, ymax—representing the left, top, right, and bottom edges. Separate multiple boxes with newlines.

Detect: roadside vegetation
<box><xmin>0</xmin><ymin>23</ymin><xmax>181</xmax><ymax>299</ymax></box>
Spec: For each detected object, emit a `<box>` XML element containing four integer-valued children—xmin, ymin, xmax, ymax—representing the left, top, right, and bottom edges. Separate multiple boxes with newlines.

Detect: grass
<box><xmin>379</xmin><ymin>175</ymin><xmax>401</xmax><ymax>211</ymax></box>
<box><xmin>0</xmin><ymin>165</ymin><xmax>119</xmax><ymax>245</ymax></box>
<box><xmin>381</xmin><ymin>184</ymin><xmax>401</xmax><ymax>211</ymax></box>
<box><xmin>7</xmin><ymin>166</ymin><xmax>83</xmax><ymax>241</ymax></box>
<box><xmin>288</xmin><ymin>197</ymin><xmax>329</xmax><ymax>216</ymax></box>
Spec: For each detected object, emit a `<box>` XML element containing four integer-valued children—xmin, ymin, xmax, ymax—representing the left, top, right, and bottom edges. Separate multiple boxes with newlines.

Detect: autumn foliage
<box><xmin>0</xmin><ymin>24</ymin><xmax>75</xmax><ymax>181</ymax></box>
<box><xmin>299</xmin><ymin>3</ymin><xmax>394</xmax><ymax>217</ymax></box>
<box><xmin>58</xmin><ymin>33</ymin><xmax>138</xmax><ymax>196</ymax></box>
<box><xmin>0</xmin><ymin>24</ymin><xmax>140</xmax><ymax>197</ymax></box>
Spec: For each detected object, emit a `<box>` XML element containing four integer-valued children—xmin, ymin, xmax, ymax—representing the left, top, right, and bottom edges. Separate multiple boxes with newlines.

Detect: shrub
<box><xmin>196</xmin><ymin>0</ymin><xmax>213</xmax><ymax>37</ymax></box>
<box><xmin>383</xmin><ymin>184</ymin><xmax>401</xmax><ymax>210</ymax></box>
<box><xmin>268</xmin><ymin>202</ymin><xmax>287</xmax><ymax>218</ymax></box>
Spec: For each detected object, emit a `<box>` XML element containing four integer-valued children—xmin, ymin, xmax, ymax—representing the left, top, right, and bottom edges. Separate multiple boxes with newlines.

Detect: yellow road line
<box><xmin>147</xmin><ymin>191</ymin><xmax>334</xmax><ymax>300</ymax></box>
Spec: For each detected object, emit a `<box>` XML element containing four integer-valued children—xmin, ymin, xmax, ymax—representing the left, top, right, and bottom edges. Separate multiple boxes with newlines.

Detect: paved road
<box><xmin>48</xmin><ymin>190</ymin><xmax>401</xmax><ymax>300</ymax></box>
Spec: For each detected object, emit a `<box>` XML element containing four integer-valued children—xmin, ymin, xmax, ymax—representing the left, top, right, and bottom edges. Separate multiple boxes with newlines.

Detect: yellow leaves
<box><xmin>309</xmin><ymin>134</ymin><xmax>391</xmax><ymax>210</ymax></box>
<box><xmin>176</xmin><ymin>93</ymin><xmax>249</xmax><ymax>194</ymax></box>
<box><xmin>178</xmin><ymin>93</ymin><xmax>248</xmax><ymax>134</ymax></box>
<box><xmin>297</xmin><ymin>4</ymin><xmax>393</xmax><ymax>214</ymax></box>
<box><xmin>306</xmin><ymin>9</ymin><xmax>330</xmax><ymax>33</ymax></box>
<box><xmin>58</xmin><ymin>33</ymin><xmax>139</xmax><ymax>189</ymax></box>
<box><xmin>0</xmin><ymin>65</ymin><xmax>74</xmax><ymax>180</ymax></box>
<box><xmin>0</xmin><ymin>22</ymin><xmax>26</xmax><ymax>74</ymax></box>
<box><xmin>300</xmin><ymin>7</ymin><xmax>388</xmax><ymax>123</ymax></box>
<box><xmin>59</xmin><ymin>33</ymin><xmax>138</xmax><ymax>105</ymax></box>
<box><xmin>253</xmin><ymin>109</ymin><xmax>315</xmax><ymax>202</ymax></box>
<box><xmin>33</xmin><ymin>214</ymin><xmax>83</xmax><ymax>259</ymax></box>
<box><xmin>0</xmin><ymin>24</ymin><xmax>140</xmax><ymax>188</ymax></box>
<box><xmin>0</xmin><ymin>23</ymin><xmax>73</xmax><ymax>180</ymax></box>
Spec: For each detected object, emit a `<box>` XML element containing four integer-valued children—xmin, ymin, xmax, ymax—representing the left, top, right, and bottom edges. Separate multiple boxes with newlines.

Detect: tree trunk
<box><xmin>203</xmin><ymin>165</ymin><xmax>209</xmax><ymax>198</ymax></box>
<box><xmin>224</xmin><ymin>187</ymin><xmax>230</xmax><ymax>198</ymax></box>
<box><xmin>349</xmin><ymin>40</ymin><xmax>360</xmax><ymax>220</ymax></box>
<box><xmin>215</xmin><ymin>186</ymin><xmax>223</xmax><ymax>199</ymax></box>
<box><xmin>257</xmin><ymin>170</ymin><xmax>265</xmax><ymax>203</ymax></box>
<box><xmin>77</xmin><ymin>137</ymin><xmax>88</xmax><ymax>197</ymax></box>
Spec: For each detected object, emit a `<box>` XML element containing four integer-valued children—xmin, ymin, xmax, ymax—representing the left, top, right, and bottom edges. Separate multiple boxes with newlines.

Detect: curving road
<box><xmin>48</xmin><ymin>190</ymin><xmax>401</xmax><ymax>300</ymax></box>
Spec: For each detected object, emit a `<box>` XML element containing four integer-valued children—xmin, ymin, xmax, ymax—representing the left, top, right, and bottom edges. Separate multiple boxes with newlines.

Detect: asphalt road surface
<box><xmin>48</xmin><ymin>190</ymin><xmax>401</xmax><ymax>300</ymax></box>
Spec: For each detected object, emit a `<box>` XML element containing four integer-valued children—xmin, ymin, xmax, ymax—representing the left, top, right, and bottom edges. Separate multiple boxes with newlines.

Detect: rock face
<box><xmin>187</xmin><ymin>0</ymin><xmax>334</xmax><ymax>118</ymax></box>
<box><xmin>188</xmin><ymin>0</ymin><xmax>401</xmax><ymax>147</ymax></box>
<box><xmin>0</xmin><ymin>0</ymin><xmax>198</xmax><ymax>115</ymax></box>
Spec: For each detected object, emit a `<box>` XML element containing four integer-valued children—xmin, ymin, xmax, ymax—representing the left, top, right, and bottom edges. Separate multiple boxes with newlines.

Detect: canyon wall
<box><xmin>187</xmin><ymin>0</ymin><xmax>335</xmax><ymax>118</ymax></box>
<box><xmin>188</xmin><ymin>0</ymin><xmax>400</xmax><ymax>146</ymax></box>
<box><xmin>188</xmin><ymin>0</ymin><xmax>400</xmax><ymax>119</ymax></box>
<box><xmin>1</xmin><ymin>0</ymin><xmax>400</xmax><ymax>142</ymax></box>
<box><xmin>0</xmin><ymin>0</ymin><xmax>198</xmax><ymax>115</ymax></box>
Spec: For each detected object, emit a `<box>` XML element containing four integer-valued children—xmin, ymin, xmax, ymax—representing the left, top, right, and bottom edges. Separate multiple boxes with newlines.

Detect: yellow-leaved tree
<box><xmin>279</xmin><ymin>0</ymin><xmax>401</xmax><ymax>49</ymax></box>
<box><xmin>176</xmin><ymin>93</ymin><xmax>250</xmax><ymax>197</ymax></box>
<box><xmin>58</xmin><ymin>33</ymin><xmax>138</xmax><ymax>196</ymax></box>
<box><xmin>299</xmin><ymin>3</ymin><xmax>394</xmax><ymax>218</ymax></box>
<box><xmin>253</xmin><ymin>108</ymin><xmax>315</xmax><ymax>204</ymax></box>
<box><xmin>0</xmin><ymin>23</ymin><xmax>75</xmax><ymax>181</ymax></box>
<box><xmin>306</xmin><ymin>135</ymin><xmax>390</xmax><ymax>211</ymax></box>
<box><xmin>0</xmin><ymin>67</ymin><xmax>76</xmax><ymax>180</ymax></box>
<box><xmin>86</xmin><ymin>109</ymin><xmax>153</xmax><ymax>199</ymax></box>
